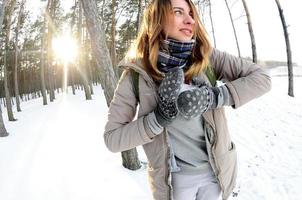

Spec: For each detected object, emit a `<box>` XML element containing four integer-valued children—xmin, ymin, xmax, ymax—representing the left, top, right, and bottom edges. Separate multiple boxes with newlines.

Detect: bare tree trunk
<box><xmin>69</xmin><ymin>0</ymin><xmax>76</xmax><ymax>95</ymax></box>
<box><xmin>136</xmin><ymin>0</ymin><xmax>143</xmax><ymax>36</ymax></box>
<box><xmin>80</xmin><ymin>0</ymin><xmax>117</xmax><ymax>104</ymax></box>
<box><xmin>70</xmin><ymin>66</ymin><xmax>76</xmax><ymax>95</ymax></box>
<box><xmin>0</xmin><ymin>0</ymin><xmax>8</xmax><ymax>34</ymax></box>
<box><xmin>32</xmin><ymin>68</ymin><xmax>38</xmax><ymax>99</ymax></box>
<box><xmin>111</xmin><ymin>0</ymin><xmax>117</xmax><ymax>71</ymax></box>
<box><xmin>85</xmin><ymin>29</ymin><xmax>94</xmax><ymax>95</ymax></box>
<box><xmin>196</xmin><ymin>0</ymin><xmax>206</xmax><ymax>24</ymax></box>
<box><xmin>122</xmin><ymin>149</ymin><xmax>141</xmax><ymax>170</ymax></box>
<box><xmin>22</xmin><ymin>64</ymin><xmax>27</xmax><ymax>101</ymax></box>
<box><xmin>47</xmin><ymin>0</ymin><xmax>55</xmax><ymax>102</ymax></box>
<box><xmin>4</xmin><ymin>52</ymin><xmax>16</xmax><ymax>121</ymax></box>
<box><xmin>241</xmin><ymin>0</ymin><xmax>257</xmax><ymax>63</ymax></box>
<box><xmin>224</xmin><ymin>0</ymin><xmax>241</xmax><ymax>57</ymax></box>
<box><xmin>53</xmin><ymin>63</ymin><xmax>59</xmax><ymax>94</ymax></box>
<box><xmin>78</xmin><ymin>1</ymin><xmax>92</xmax><ymax>100</ymax></box>
<box><xmin>87</xmin><ymin>60</ymin><xmax>94</xmax><ymax>95</ymax></box>
<box><xmin>0</xmin><ymin>105</ymin><xmax>9</xmax><ymax>137</ymax></box>
<box><xmin>3</xmin><ymin>0</ymin><xmax>17</xmax><ymax>121</ymax></box>
<box><xmin>40</xmin><ymin>8</ymin><xmax>48</xmax><ymax>105</ymax></box>
<box><xmin>275</xmin><ymin>0</ymin><xmax>294</xmax><ymax>97</ymax></box>
<box><xmin>208</xmin><ymin>0</ymin><xmax>216</xmax><ymax>48</ymax></box>
<box><xmin>0</xmin><ymin>0</ymin><xmax>9</xmax><ymax>136</ymax></box>
<box><xmin>29</xmin><ymin>61</ymin><xmax>33</xmax><ymax>99</ymax></box>
<box><xmin>81</xmin><ymin>0</ymin><xmax>141</xmax><ymax>170</ymax></box>
<box><xmin>25</xmin><ymin>54</ymin><xmax>30</xmax><ymax>101</ymax></box>
<box><xmin>14</xmin><ymin>0</ymin><xmax>26</xmax><ymax>112</ymax></box>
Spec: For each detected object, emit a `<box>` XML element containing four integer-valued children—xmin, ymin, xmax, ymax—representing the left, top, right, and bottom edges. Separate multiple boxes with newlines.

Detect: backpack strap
<box><xmin>130</xmin><ymin>69</ymin><xmax>140</xmax><ymax>102</ymax></box>
<box><xmin>205</xmin><ymin>62</ymin><xmax>217</xmax><ymax>86</ymax></box>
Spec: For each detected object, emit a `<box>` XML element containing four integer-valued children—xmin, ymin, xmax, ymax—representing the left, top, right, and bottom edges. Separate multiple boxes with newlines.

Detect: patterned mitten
<box><xmin>192</xmin><ymin>76</ymin><xmax>221</xmax><ymax>109</ymax></box>
<box><xmin>177</xmin><ymin>86</ymin><xmax>214</xmax><ymax>119</ymax></box>
<box><xmin>154</xmin><ymin>68</ymin><xmax>184</xmax><ymax>126</ymax></box>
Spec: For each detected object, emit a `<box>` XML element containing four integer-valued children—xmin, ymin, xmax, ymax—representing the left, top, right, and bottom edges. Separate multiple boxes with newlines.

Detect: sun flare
<box><xmin>52</xmin><ymin>34</ymin><xmax>78</xmax><ymax>63</ymax></box>
<box><xmin>52</xmin><ymin>30</ymin><xmax>78</xmax><ymax>93</ymax></box>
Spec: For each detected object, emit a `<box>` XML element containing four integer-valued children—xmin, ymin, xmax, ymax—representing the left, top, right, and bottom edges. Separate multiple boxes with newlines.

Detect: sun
<box><xmin>52</xmin><ymin>29</ymin><xmax>78</xmax><ymax>93</ymax></box>
<box><xmin>52</xmin><ymin>33</ymin><xmax>78</xmax><ymax>63</ymax></box>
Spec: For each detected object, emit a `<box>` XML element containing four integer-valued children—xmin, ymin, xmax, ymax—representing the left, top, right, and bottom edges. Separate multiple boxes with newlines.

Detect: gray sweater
<box><xmin>167</xmin><ymin>114</ymin><xmax>211</xmax><ymax>175</ymax></box>
<box><xmin>145</xmin><ymin>83</ymin><xmax>234</xmax><ymax>175</ymax></box>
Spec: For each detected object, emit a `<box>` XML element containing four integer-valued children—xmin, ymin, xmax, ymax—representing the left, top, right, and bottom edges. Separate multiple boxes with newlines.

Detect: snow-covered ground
<box><xmin>0</xmin><ymin>66</ymin><xmax>301</xmax><ymax>200</ymax></box>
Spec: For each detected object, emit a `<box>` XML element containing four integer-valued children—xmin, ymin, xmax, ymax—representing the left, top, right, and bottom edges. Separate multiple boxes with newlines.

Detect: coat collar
<box><xmin>118</xmin><ymin>58</ymin><xmax>156</xmax><ymax>89</ymax></box>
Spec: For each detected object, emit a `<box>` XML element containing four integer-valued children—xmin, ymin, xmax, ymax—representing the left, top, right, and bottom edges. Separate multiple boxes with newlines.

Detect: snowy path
<box><xmin>0</xmin><ymin>89</ymin><xmax>151</xmax><ymax>200</ymax></box>
<box><xmin>1</xmin><ymin>72</ymin><xmax>302</xmax><ymax>200</ymax></box>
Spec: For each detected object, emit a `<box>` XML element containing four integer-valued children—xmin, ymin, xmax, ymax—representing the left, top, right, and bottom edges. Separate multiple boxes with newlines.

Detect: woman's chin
<box><xmin>170</xmin><ymin>36</ymin><xmax>193</xmax><ymax>42</ymax></box>
<box><xmin>177</xmin><ymin>35</ymin><xmax>194</xmax><ymax>42</ymax></box>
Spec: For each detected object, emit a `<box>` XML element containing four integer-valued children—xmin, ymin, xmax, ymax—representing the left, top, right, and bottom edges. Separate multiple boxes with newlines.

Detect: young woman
<box><xmin>104</xmin><ymin>0</ymin><xmax>271</xmax><ymax>199</ymax></box>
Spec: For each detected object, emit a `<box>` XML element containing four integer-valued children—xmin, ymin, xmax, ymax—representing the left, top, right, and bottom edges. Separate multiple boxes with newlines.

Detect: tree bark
<box><xmin>85</xmin><ymin>29</ymin><xmax>94</xmax><ymax>95</ymax></box>
<box><xmin>111</xmin><ymin>0</ymin><xmax>117</xmax><ymax>71</ymax></box>
<box><xmin>70</xmin><ymin>0</ymin><xmax>77</xmax><ymax>95</ymax></box>
<box><xmin>241</xmin><ymin>0</ymin><xmax>257</xmax><ymax>63</ymax></box>
<box><xmin>22</xmin><ymin>63</ymin><xmax>27</xmax><ymax>101</ymax></box>
<box><xmin>47</xmin><ymin>0</ymin><xmax>55</xmax><ymax>102</ymax></box>
<box><xmin>87</xmin><ymin>60</ymin><xmax>94</xmax><ymax>95</ymax></box>
<box><xmin>81</xmin><ymin>0</ymin><xmax>141</xmax><ymax>170</ymax></box>
<box><xmin>29</xmin><ymin>60</ymin><xmax>33</xmax><ymax>99</ymax></box>
<box><xmin>4</xmin><ymin>51</ymin><xmax>16</xmax><ymax>121</ymax></box>
<box><xmin>122</xmin><ymin>148</ymin><xmax>141</xmax><ymax>170</ymax></box>
<box><xmin>224</xmin><ymin>0</ymin><xmax>241</xmax><ymax>57</ymax></box>
<box><xmin>0</xmin><ymin>106</ymin><xmax>9</xmax><ymax>137</ymax></box>
<box><xmin>0</xmin><ymin>0</ymin><xmax>9</xmax><ymax>136</ymax></box>
<box><xmin>70</xmin><ymin>66</ymin><xmax>76</xmax><ymax>95</ymax></box>
<box><xmin>0</xmin><ymin>0</ymin><xmax>8</xmax><ymax>34</ymax></box>
<box><xmin>78</xmin><ymin>1</ymin><xmax>92</xmax><ymax>100</ymax></box>
<box><xmin>40</xmin><ymin>6</ymin><xmax>48</xmax><ymax>105</ymax></box>
<box><xmin>80</xmin><ymin>0</ymin><xmax>117</xmax><ymax>105</ymax></box>
<box><xmin>275</xmin><ymin>0</ymin><xmax>294</xmax><ymax>97</ymax></box>
<box><xmin>208</xmin><ymin>0</ymin><xmax>216</xmax><ymax>48</ymax></box>
<box><xmin>136</xmin><ymin>0</ymin><xmax>143</xmax><ymax>36</ymax></box>
<box><xmin>196</xmin><ymin>0</ymin><xmax>205</xmax><ymax>24</ymax></box>
<box><xmin>14</xmin><ymin>0</ymin><xmax>26</xmax><ymax>112</ymax></box>
<box><xmin>3</xmin><ymin>0</ymin><xmax>17</xmax><ymax>121</ymax></box>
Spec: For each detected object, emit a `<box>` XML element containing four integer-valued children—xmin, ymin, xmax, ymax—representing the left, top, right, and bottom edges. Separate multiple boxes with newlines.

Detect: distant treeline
<box><xmin>243</xmin><ymin>57</ymin><xmax>298</xmax><ymax>68</ymax></box>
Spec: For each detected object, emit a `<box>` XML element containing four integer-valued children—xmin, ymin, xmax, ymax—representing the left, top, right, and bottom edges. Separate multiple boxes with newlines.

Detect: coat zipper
<box><xmin>164</xmin><ymin>129</ymin><xmax>172</xmax><ymax>200</ymax></box>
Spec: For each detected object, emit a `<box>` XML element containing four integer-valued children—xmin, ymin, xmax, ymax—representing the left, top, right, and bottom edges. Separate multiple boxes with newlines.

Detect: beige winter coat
<box><xmin>104</xmin><ymin>48</ymin><xmax>271</xmax><ymax>200</ymax></box>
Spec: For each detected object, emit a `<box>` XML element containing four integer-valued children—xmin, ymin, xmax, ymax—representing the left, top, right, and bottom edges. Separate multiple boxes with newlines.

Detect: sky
<box><xmin>202</xmin><ymin>0</ymin><xmax>302</xmax><ymax>65</ymax></box>
<box><xmin>26</xmin><ymin>0</ymin><xmax>302</xmax><ymax>65</ymax></box>
<box><xmin>0</xmin><ymin>67</ymin><xmax>302</xmax><ymax>200</ymax></box>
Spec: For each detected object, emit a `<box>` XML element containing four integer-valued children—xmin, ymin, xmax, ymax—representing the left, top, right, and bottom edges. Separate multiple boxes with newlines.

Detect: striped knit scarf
<box><xmin>157</xmin><ymin>38</ymin><xmax>195</xmax><ymax>73</ymax></box>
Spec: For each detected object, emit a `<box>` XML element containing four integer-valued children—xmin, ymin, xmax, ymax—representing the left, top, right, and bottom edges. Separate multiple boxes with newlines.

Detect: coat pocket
<box><xmin>216</xmin><ymin>142</ymin><xmax>238</xmax><ymax>196</ymax></box>
<box><xmin>147</xmin><ymin>166</ymin><xmax>169</xmax><ymax>200</ymax></box>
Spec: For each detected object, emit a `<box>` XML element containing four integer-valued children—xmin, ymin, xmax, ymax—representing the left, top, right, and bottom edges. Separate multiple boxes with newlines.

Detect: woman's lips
<box><xmin>180</xmin><ymin>28</ymin><xmax>193</xmax><ymax>36</ymax></box>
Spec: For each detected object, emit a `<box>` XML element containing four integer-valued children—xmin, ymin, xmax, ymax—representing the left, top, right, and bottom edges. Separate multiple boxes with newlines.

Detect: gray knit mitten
<box><xmin>154</xmin><ymin>68</ymin><xmax>184</xmax><ymax>126</ymax></box>
<box><xmin>177</xmin><ymin>77</ymin><xmax>219</xmax><ymax>119</ymax></box>
<box><xmin>191</xmin><ymin>76</ymin><xmax>220</xmax><ymax>109</ymax></box>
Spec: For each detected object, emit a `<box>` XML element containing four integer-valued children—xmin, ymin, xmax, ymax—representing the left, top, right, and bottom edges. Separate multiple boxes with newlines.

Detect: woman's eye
<box><xmin>174</xmin><ymin>10</ymin><xmax>183</xmax><ymax>15</ymax></box>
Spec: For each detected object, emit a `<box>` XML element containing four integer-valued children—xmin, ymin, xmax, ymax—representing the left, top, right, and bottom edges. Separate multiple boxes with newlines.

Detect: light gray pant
<box><xmin>172</xmin><ymin>170</ymin><xmax>222</xmax><ymax>200</ymax></box>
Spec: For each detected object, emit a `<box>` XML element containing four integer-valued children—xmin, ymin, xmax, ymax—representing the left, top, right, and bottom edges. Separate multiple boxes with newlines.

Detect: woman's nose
<box><xmin>184</xmin><ymin>14</ymin><xmax>195</xmax><ymax>25</ymax></box>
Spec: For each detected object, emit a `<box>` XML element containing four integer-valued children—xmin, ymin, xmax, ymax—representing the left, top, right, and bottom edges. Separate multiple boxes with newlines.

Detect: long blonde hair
<box><xmin>132</xmin><ymin>0</ymin><xmax>212</xmax><ymax>81</ymax></box>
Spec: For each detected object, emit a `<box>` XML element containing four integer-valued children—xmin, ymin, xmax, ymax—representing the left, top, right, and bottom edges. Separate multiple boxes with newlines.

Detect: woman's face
<box><xmin>163</xmin><ymin>0</ymin><xmax>195</xmax><ymax>42</ymax></box>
